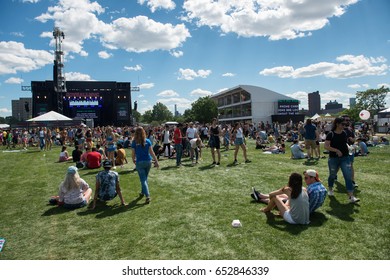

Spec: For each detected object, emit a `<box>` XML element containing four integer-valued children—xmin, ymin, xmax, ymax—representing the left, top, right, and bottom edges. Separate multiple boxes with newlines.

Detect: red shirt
<box><xmin>86</xmin><ymin>151</ymin><xmax>102</xmax><ymax>169</ymax></box>
<box><xmin>173</xmin><ymin>128</ymin><xmax>182</xmax><ymax>145</ymax></box>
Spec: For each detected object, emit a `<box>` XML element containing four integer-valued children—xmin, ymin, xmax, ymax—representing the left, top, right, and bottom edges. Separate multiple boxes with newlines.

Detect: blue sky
<box><xmin>0</xmin><ymin>0</ymin><xmax>389</xmax><ymax>118</ymax></box>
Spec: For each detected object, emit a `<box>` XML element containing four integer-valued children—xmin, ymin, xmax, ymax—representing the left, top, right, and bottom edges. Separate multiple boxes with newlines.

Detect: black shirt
<box><xmin>326</xmin><ymin>130</ymin><xmax>348</xmax><ymax>158</ymax></box>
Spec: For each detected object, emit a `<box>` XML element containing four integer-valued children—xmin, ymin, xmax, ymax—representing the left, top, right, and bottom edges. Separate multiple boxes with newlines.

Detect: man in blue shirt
<box><xmin>304</xmin><ymin>119</ymin><xmax>319</xmax><ymax>159</ymax></box>
<box><xmin>303</xmin><ymin>169</ymin><xmax>327</xmax><ymax>213</ymax></box>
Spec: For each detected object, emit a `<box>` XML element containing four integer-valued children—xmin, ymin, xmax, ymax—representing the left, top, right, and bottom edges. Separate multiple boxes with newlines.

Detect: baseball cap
<box><xmin>304</xmin><ymin>169</ymin><xmax>321</xmax><ymax>182</ymax></box>
<box><xmin>102</xmin><ymin>160</ymin><xmax>112</xmax><ymax>168</ymax></box>
<box><xmin>67</xmin><ymin>166</ymin><xmax>78</xmax><ymax>174</ymax></box>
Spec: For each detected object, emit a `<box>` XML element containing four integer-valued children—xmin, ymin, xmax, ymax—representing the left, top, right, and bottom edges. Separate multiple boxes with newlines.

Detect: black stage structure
<box><xmin>31</xmin><ymin>80</ymin><xmax>132</xmax><ymax>126</ymax></box>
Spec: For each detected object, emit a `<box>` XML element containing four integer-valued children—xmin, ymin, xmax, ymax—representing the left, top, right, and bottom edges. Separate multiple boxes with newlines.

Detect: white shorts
<box><xmin>283</xmin><ymin>210</ymin><xmax>297</xmax><ymax>224</ymax></box>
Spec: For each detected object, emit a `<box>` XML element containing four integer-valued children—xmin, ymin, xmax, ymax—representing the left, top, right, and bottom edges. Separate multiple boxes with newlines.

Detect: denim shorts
<box><xmin>63</xmin><ymin>200</ymin><xmax>87</xmax><ymax>210</ymax></box>
<box><xmin>234</xmin><ymin>138</ymin><xmax>244</xmax><ymax>145</ymax></box>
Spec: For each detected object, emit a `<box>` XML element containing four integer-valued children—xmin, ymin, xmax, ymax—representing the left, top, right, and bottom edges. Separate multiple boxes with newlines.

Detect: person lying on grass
<box><xmin>260</xmin><ymin>172</ymin><xmax>310</xmax><ymax>225</ymax></box>
<box><xmin>49</xmin><ymin>166</ymin><xmax>92</xmax><ymax>209</ymax></box>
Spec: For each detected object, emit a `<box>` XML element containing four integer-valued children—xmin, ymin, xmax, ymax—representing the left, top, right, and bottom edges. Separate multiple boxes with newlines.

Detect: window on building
<box><xmin>225</xmin><ymin>95</ymin><xmax>232</xmax><ymax>105</ymax></box>
<box><xmin>218</xmin><ymin>97</ymin><xmax>224</xmax><ymax>107</ymax></box>
<box><xmin>233</xmin><ymin>93</ymin><xmax>240</xmax><ymax>103</ymax></box>
<box><xmin>241</xmin><ymin>91</ymin><xmax>251</xmax><ymax>102</ymax></box>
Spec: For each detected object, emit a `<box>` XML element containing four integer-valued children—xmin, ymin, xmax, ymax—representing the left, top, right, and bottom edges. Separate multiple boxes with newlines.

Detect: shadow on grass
<box><xmin>326</xmin><ymin>196</ymin><xmax>360</xmax><ymax>222</ymax></box>
<box><xmin>260</xmin><ymin>210</ymin><xmax>327</xmax><ymax>234</ymax></box>
<box><xmin>41</xmin><ymin>205</ymin><xmax>73</xmax><ymax>216</ymax></box>
<box><xmin>262</xmin><ymin>212</ymin><xmax>309</xmax><ymax>235</ymax></box>
<box><xmin>302</xmin><ymin>159</ymin><xmax>319</xmax><ymax>166</ymax></box>
<box><xmin>77</xmin><ymin>196</ymin><xmax>145</xmax><ymax>219</ymax></box>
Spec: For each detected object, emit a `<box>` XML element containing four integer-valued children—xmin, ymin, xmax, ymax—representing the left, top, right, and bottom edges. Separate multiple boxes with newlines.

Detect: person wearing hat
<box><xmin>91</xmin><ymin>160</ymin><xmax>125</xmax><ymax>210</ymax></box>
<box><xmin>303</xmin><ymin>169</ymin><xmax>327</xmax><ymax>213</ymax></box>
<box><xmin>49</xmin><ymin>166</ymin><xmax>92</xmax><ymax>209</ymax></box>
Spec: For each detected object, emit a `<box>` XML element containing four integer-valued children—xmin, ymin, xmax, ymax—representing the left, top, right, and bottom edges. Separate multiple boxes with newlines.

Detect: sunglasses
<box><xmin>341</xmin><ymin>123</ymin><xmax>348</xmax><ymax>126</ymax></box>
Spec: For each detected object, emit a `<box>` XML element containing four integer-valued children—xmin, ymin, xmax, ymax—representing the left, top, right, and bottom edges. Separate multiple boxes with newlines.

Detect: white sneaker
<box><xmin>349</xmin><ymin>196</ymin><xmax>360</xmax><ymax>204</ymax></box>
<box><xmin>328</xmin><ymin>189</ymin><xmax>334</xmax><ymax>196</ymax></box>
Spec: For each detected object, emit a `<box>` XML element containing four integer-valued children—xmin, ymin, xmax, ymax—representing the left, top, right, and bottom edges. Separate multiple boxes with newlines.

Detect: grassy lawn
<box><xmin>0</xmin><ymin>139</ymin><xmax>389</xmax><ymax>260</ymax></box>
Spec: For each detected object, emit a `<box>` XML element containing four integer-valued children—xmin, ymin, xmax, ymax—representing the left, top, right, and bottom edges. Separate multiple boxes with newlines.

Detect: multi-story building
<box><xmin>308</xmin><ymin>91</ymin><xmax>321</xmax><ymax>116</ymax></box>
<box><xmin>211</xmin><ymin>85</ymin><xmax>303</xmax><ymax>124</ymax></box>
<box><xmin>12</xmin><ymin>97</ymin><xmax>32</xmax><ymax>121</ymax></box>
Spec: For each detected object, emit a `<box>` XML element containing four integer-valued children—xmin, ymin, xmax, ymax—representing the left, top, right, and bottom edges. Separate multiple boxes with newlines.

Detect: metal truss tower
<box><xmin>53</xmin><ymin>27</ymin><xmax>67</xmax><ymax>114</ymax></box>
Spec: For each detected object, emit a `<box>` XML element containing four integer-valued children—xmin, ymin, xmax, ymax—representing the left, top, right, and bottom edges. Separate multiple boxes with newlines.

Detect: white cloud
<box><xmin>98</xmin><ymin>50</ymin><xmax>112</xmax><ymax>59</ymax></box>
<box><xmin>0</xmin><ymin>108</ymin><xmax>11</xmax><ymax>117</ymax></box>
<box><xmin>190</xmin><ymin>88</ymin><xmax>212</xmax><ymax>96</ymax></box>
<box><xmin>222</xmin><ymin>72</ymin><xmax>235</xmax><ymax>77</ymax></box>
<box><xmin>378</xmin><ymin>83</ymin><xmax>390</xmax><ymax>88</ymax></box>
<box><xmin>259</xmin><ymin>55</ymin><xmax>388</xmax><ymax>79</ymax></box>
<box><xmin>178</xmin><ymin>68</ymin><xmax>212</xmax><ymax>80</ymax></box>
<box><xmin>286</xmin><ymin>90</ymin><xmax>355</xmax><ymax>110</ymax></box>
<box><xmin>22</xmin><ymin>0</ymin><xmax>40</xmax><ymax>3</ymax></box>
<box><xmin>157</xmin><ymin>97</ymin><xmax>193</xmax><ymax>111</ymax></box>
<box><xmin>138</xmin><ymin>0</ymin><xmax>176</xmax><ymax>13</ymax></box>
<box><xmin>0</xmin><ymin>41</ymin><xmax>52</xmax><ymax>75</ymax></box>
<box><xmin>65</xmin><ymin>72</ymin><xmax>94</xmax><ymax>81</ymax></box>
<box><xmin>124</xmin><ymin>64</ymin><xmax>142</xmax><ymax>71</ymax></box>
<box><xmin>170</xmin><ymin>50</ymin><xmax>184</xmax><ymax>58</ymax></box>
<box><xmin>138</xmin><ymin>83</ymin><xmax>154</xmax><ymax>89</ymax></box>
<box><xmin>36</xmin><ymin>0</ymin><xmax>189</xmax><ymax>56</ymax></box>
<box><xmin>157</xmin><ymin>90</ymin><xmax>179</xmax><ymax>97</ymax></box>
<box><xmin>5</xmin><ymin>77</ymin><xmax>24</xmax><ymax>84</ymax></box>
<box><xmin>10</xmin><ymin>32</ymin><xmax>24</xmax><ymax>37</ymax></box>
<box><xmin>182</xmin><ymin>0</ymin><xmax>359</xmax><ymax>40</ymax></box>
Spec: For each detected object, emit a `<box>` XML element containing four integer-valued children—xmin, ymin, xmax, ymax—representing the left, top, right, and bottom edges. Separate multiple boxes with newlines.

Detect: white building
<box><xmin>211</xmin><ymin>85</ymin><xmax>302</xmax><ymax>124</ymax></box>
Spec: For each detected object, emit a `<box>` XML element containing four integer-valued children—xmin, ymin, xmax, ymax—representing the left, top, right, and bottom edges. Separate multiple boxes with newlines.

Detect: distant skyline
<box><xmin>0</xmin><ymin>0</ymin><xmax>389</xmax><ymax>118</ymax></box>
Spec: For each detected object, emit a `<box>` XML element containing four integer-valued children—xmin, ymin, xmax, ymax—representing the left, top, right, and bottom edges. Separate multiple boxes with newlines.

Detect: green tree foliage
<box><xmin>190</xmin><ymin>96</ymin><xmax>218</xmax><ymax>123</ymax></box>
<box><xmin>142</xmin><ymin>110</ymin><xmax>153</xmax><ymax>124</ymax></box>
<box><xmin>143</xmin><ymin>102</ymin><xmax>173</xmax><ymax>124</ymax></box>
<box><xmin>356</xmin><ymin>86</ymin><xmax>389</xmax><ymax>114</ymax></box>
<box><xmin>342</xmin><ymin>86</ymin><xmax>389</xmax><ymax>121</ymax></box>
<box><xmin>132</xmin><ymin>110</ymin><xmax>141</xmax><ymax>123</ymax></box>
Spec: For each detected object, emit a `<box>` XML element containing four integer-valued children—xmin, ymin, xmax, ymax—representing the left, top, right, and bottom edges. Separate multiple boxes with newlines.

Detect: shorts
<box><xmin>234</xmin><ymin>138</ymin><xmax>244</xmax><ymax>145</ymax></box>
<box><xmin>283</xmin><ymin>210</ymin><xmax>297</xmax><ymax>224</ymax></box>
<box><xmin>63</xmin><ymin>200</ymin><xmax>87</xmax><ymax>210</ymax></box>
<box><xmin>209</xmin><ymin>136</ymin><xmax>220</xmax><ymax>149</ymax></box>
<box><xmin>305</xmin><ymin>139</ymin><xmax>317</xmax><ymax>150</ymax></box>
<box><xmin>107</xmin><ymin>144</ymin><xmax>116</xmax><ymax>152</ymax></box>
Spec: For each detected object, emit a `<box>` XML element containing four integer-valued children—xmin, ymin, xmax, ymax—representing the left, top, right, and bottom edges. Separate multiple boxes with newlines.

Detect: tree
<box><xmin>356</xmin><ymin>86</ymin><xmax>389</xmax><ymax>114</ymax></box>
<box><xmin>342</xmin><ymin>86</ymin><xmax>389</xmax><ymax>122</ymax></box>
<box><xmin>132</xmin><ymin>110</ymin><xmax>141</xmax><ymax>123</ymax></box>
<box><xmin>142</xmin><ymin>110</ymin><xmax>153</xmax><ymax>124</ymax></box>
<box><xmin>151</xmin><ymin>102</ymin><xmax>173</xmax><ymax>123</ymax></box>
<box><xmin>191</xmin><ymin>96</ymin><xmax>218</xmax><ymax>123</ymax></box>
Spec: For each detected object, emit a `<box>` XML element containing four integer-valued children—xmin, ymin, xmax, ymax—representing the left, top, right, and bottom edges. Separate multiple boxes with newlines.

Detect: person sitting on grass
<box><xmin>254</xmin><ymin>169</ymin><xmax>326</xmax><ymax>214</ymax></box>
<box><xmin>262</xmin><ymin>143</ymin><xmax>285</xmax><ymax>154</ymax></box>
<box><xmin>115</xmin><ymin>143</ymin><xmax>128</xmax><ymax>166</ymax></box>
<box><xmin>58</xmin><ymin>145</ymin><xmax>73</xmax><ymax>162</ymax></box>
<box><xmin>91</xmin><ymin>160</ymin><xmax>125</xmax><ymax>210</ymax></box>
<box><xmin>356</xmin><ymin>138</ymin><xmax>369</xmax><ymax>156</ymax></box>
<box><xmin>290</xmin><ymin>139</ymin><xmax>306</xmax><ymax>159</ymax></box>
<box><xmin>260</xmin><ymin>172</ymin><xmax>310</xmax><ymax>225</ymax></box>
<box><xmin>49</xmin><ymin>166</ymin><xmax>92</xmax><ymax>209</ymax></box>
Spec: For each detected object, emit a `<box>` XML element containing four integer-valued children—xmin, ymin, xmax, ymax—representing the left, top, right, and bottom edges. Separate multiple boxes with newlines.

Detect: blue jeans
<box><xmin>328</xmin><ymin>156</ymin><xmax>354</xmax><ymax>193</ymax></box>
<box><xmin>175</xmin><ymin>143</ymin><xmax>183</xmax><ymax>166</ymax></box>
<box><xmin>39</xmin><ymin>137</ymin><xmax>45</xmax><ymax>150</ymax></box>
<box><xmin>136</xmin><ymin>160</ymin><xmax>152</xmax><ymax>197</ymax></box>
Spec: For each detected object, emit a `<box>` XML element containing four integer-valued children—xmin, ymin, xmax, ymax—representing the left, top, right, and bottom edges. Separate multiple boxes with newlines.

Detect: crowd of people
<box><xmin>2</xmin><ymin>116</ymin><xmax>388</xmax><ymax>225</ymax></box>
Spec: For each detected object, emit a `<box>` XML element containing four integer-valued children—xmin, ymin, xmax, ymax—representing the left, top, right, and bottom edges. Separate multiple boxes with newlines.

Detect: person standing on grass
<box><xmin>304</xmin><ymin>118</ymin><xmax>319</xmax><ymax>159</ymax></box>
<box><xmin>341</xmin><ymin>115</ymin><xmax>358</xmax><ymax>188</ymax></box>
<box><xmin>49</xmin><ymin>166</ymin><xmax>92</xmax><ymax>209</ymax></box>
<box><xmin>162</xmin><ymin>124</ymin><xmax>171</xmax><ymax>158</ymax></box>
<box><xmin>173</xmin><ymin>123</ymin><xmax>183</xmax><ymax>167</ymax></box>
<box><xmin>324</xmin><ymin>117</ymin><xmax>359</xmax><ymax>204</ymax></box>
<box><xmin>232</xmin><ymin>122</ymin><xmax>251</xmax><ymax>165</ymax></box>
<box><xmin>105</xmin><ymin>126</ymin><xmax>117</xmax><ymax>170</ymax></box>
<box><xmin>131</xmin><ymin>127</ymin><xmax>159</xmax><ymax>204</ymax></box>
<box><xmin>209</xmin><ymin>118</ymin><xmax>221</xmax><ymax>166</ymax></box>
<box><xmin>260</xmin><ymin>172</ymin><xmax>310</xmax><ymax>225</ymax></box>
<box><xmin>91</xmin><ymin>160</ymin><xmax>125</xmax><ymax>210</ymax></box>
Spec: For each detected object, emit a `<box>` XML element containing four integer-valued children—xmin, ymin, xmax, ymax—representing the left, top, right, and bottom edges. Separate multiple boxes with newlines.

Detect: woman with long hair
<box><xmin>324</xmin><ymin>117</ymin><xmax>359</xmax><ymax>203</ymax></box>
<box><xmin>50</xmin><ymin>166</ymin><xmax>92</xmax><ymax>209</ymax></box>
<box><xmin>260</xmin><ymin>172</ymin><xmax>310</xmax><ymax>225</ymax></box>
<box><xmin>131</xmin><ymin>127</ymin><xmax>159</xmax><ymax>204</ymax></box>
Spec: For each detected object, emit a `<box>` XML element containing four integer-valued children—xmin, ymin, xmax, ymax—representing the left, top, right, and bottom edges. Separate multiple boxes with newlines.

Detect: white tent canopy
<box><xmin>310</xmin><ymin>113</ymin><xmax>321</xmax><ymax>120</ymax></box>
<box><xmin>379</xmin><ymin>108</ymin><xmax>390</xmax><ymax>113</ymax></box>
<box><xmin>0</xmin><ymin>124</ymin><xmax>10</xmax><ymax>129</ymax></box>
<box><xmin>27</xmin><ymin>111</ymin><xmax>72</xmax><ymax>122</ymax></box>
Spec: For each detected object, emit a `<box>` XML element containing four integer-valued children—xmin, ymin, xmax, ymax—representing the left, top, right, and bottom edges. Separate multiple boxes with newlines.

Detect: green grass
<box><xmin>0</xmin><ymin>140</ymin><xmax>389</xmax><ymax>260</ymax></box>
